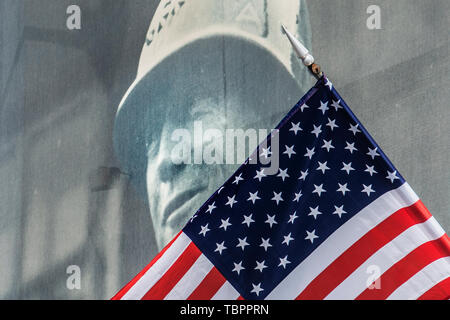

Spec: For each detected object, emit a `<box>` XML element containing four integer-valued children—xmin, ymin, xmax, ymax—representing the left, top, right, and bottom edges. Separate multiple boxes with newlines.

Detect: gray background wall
<box><xmin>0</xmin><ymin>0</ymin><xmax>448</xmax><ymax>299</ymax></box>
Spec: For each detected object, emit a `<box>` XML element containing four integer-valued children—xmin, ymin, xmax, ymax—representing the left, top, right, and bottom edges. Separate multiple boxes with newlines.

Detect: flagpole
<box><xmin>281</xmin><ymin>24</ymin><xmax>323</xmax><ymax>80</ymax></box>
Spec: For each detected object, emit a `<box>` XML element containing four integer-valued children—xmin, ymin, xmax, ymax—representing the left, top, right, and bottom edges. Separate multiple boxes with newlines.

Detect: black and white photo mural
<box><xmin>0</xmin><ymin>0</ymin><xmax>448</xmax><ymax>299</ymax></box>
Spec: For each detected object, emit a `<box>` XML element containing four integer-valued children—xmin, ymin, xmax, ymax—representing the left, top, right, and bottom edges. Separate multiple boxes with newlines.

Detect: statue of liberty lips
<box><xmin>113</xmin><ymin>0</ymin><xmax>313</xmax><ymax>249</ymax></box>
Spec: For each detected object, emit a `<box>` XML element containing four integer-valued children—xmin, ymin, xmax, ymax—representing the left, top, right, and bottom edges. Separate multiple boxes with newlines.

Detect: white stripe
<box><xmin>325</xmin><ymin>217</ymin><xmax>445</xmax><ymax>299</ymax></box>
<box><xmin>212</xmin><ymin>281</ymin><xmax>241</xmax><ymax>300</ymax></box>
<box><xmin>387</xmin><ymin>257</ymin><xmax>450</xmax><ymax>300</ymax></box>
<box><xmin>164</xmin><ymin>254</ymin><xmax>214</xmax><ymax>300</ymax></box>
<box><xmin>266</xmin><ymin>182</ymin><xmax>419</xmax><ymax>300</ymax></box>
<box><xmin>121</xmin><ymin>232</ymin><xmax>192</xmax><ymax>300</ymax></box>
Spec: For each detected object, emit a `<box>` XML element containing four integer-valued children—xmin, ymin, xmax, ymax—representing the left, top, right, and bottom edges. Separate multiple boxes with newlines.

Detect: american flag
<box><xmin>113</xmin><ymin>76</ymin><xmax>450</xmax><ymax>300</ymax></box>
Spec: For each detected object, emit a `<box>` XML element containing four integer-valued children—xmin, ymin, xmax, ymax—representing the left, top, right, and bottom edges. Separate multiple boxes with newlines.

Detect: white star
<box><xmin>242</xmin><ymin>214</ymin><xmax>255</xmax><ymax>227</ymax></box>
<box><xmin>218</xmin><ymin>186</ymin><xmax>225</xmax><ymax>194</ymax></box>
<box><xmin>304</xmin><ymin>147</ymin><xmax>316</xmax><ymax>159</ymax></box>
<box><xmin>290</xmin><ymin>122</ymin><xmax>302</xmax><ymax>135</ymax></box>
<box><xmin>341</xmin><ymin>162</ymin><xmax>355</xmax><ymax>174</ymax></box>
<box><xmin>311</xmin><ymin>124</ymin><xmax>322</xmax><ymax>138</ymax></box>
<box><xmin>232</xmin><ymin>173</ymin><xmax>244</xmax><ymax>185</ymax></box>
<box><xmin>247</xmin><ymin>191</ymin><xmax>261</xmax><ymax>204</ymax></box>
<box><xmin>190</xmin><ymin>214</ymin><xmax>198</xmax><ymax>223</ymax></box>
<box><xmin>345</xmin><ymin>142</ymin><xmax>358</xmax><ymax>154</ymax></box>
<box><xmin>293</xmin><ymin>191</ymin><xmax>302</xmax><ymax>202</ymax></box>
<box><xmin>312</xmin><ymin>184</ymin><xmax>327</xmax><ymax>197</ymax></box>
<box><xmin>254</xmin><ymin>261</ymin><xmax>268</xmax><ymax>273</ymax></box>
<box><xmin>277</xmin><ymin>168</ymin><xmax>290</xmax><ymax>181</ymax></box>
<box><xmin>318</xmin><ymin>100</ymin><xmax>329</xmax><ymax>114</ymax></box>
<box><xmin>214</xmin><ymin>241</ymin><xmax>227</xmax><ymax>255</ymax></box>
<box><xmin>232</xmin><ymin>261</ymin><xmax>245</xmax><ymax>275</ymax></box>
<box><xmin>349</xmin><ymin>123</ymin><xmax>361</xmax><ymax>135</ymax></box>
<box><xmin>271</xmin><ymin>191</ymin><xmax>284</xmax><ymax>205</ymax></box>
<box><xmin>300</xmin><ymin>104</ymin><xmax>310</xmax><ymax>112</ymax></box>
<box><xmin>361</xmin><ymin>184</ymin><xmax>376</xmax><ymax>196</ymax></box>
<box><xmin>254</xmin><ymin>168</ymin><xmax>267</xmax><ymax>182</ymax></box>
<box><xmin>308</xmin><ymin>206</ymin><xmax>322</xmax><ymax>220</ymax></box>
<box><xmin>278</xmin><ymin>255</ymin><xmax>291</xmax><ymax>269</ymax></box>
<box><xmin>225</xmin><ymin>195</ymin><xmax>237</xmax><ymax>208</ymax></box>
<box><xmin>260</xmin><ymin>147</ymin><xmax>272</xmax><ymax>159</ymax></box>
<box><xmin>386</xmin><ymin>170</ymin><xmax>400</xmax><ymax>183</ymax></box>
<box><xmin>317</xmin><ymin>161</ymin><xmax>330</xmax><ymax>174</ymax></box>
<box><xmin>199</xmin><ymin>224</ymin><xmax>210</xmax><ymax>237</ymax></box>
<box><xmin>219</xmin><ymin>218</ymin><xmax>232</xmax><ymax>231</ymax></box>
<box><xmin>282</xmin><ymin>233</ymin><xmax>294</xmax><ymax>246</ymax></box>
<box><xmin>299</xmin><ymin>169</ymin><xmax>309</xmax><ymax>181</ymax></box>
<box><xmin>283</xmin><ymin>145</ymin><xmax>296</xmax><ymax>158</ymax></box>
<box><xmin>305</xmin><ymin>230</ymin><xmax>319</xmax><ymax>243</ymax></box>
<box><xmin>265</xmin><ymin>214</ymin><xmax>278</xmax><ymax>228</ymax></box>
<box><xmin>260</xmin><ymin>238</ymin><xmax>272</xmax><ymax>251</ymax></box>
<box><xmin>367</xmin><ymin>147</ymin><xmax>380</xmax><ymax>160</ymax></box>
<box><xmin>288</xmin><ymin>211</ymin><xmax>298</xmax><ymax>224</ymax></box>
<box><xmin>331</xmin><ymin>99</ymin><xmax>342</xmax><ymax>111</ymax></box>
<box><xmin>325</xmin><ymin>78</ymin><xmax>333</xmax><ymax>90</ymax></box>
<box><xmin>206</xmin><ymin>202</ymin><xmax>216</xmax><ymax>214</ymax></box>
<box><xmin>321</xmin><ymin>139</ymin><xmax>335</xmax><ymax>152</ymax></box>
<box><xmin>333</xmin><ymin>205</ymin><xmax>347</xmax><ymax>218</ymax></box>
<box><xmin>365</xmin><ymin>165</ymin><xmax>377</xmax><ymax>176</ymax></box>
<box><xmin>326</xmin><ymin>118</ymin><xmax>339</xmax><ymax>131</ymax></box>
<box><xmin>236</xmin><ymin>237</ymin><xmax>249</xmax><ymax>251</ymax></box>
<box><xmin>251</xmin><ymin>283</ymin><xmax>264</xmax><ymax>296</ymax></box>
<box><xmin>337</xmin><ymin>183</ymin><xmax>350</xmax><ymax>195</ymax></box>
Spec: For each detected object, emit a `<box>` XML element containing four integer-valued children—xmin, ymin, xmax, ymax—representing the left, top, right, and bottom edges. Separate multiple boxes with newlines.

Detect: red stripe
<box><xmin>356</xmin><ymin>234</ymin><xmax>450</xmax><ymax>300</ymax></box>
<box><xmin>417</xmin><ymin>277</ymin><xmax>450</xmax><ymax>300</ymax></box>
<box><xmin>187</xmin><ymin>267</ymin><xmax>227</xmax><ymax>300</ymax></box>
<box><xmin>112</xmin><ymin>231</ymin><xmax>182</xmax><ymax>300</ymax></box>
<box><xmin>237</xmin><ymin>296</ymin><xmax>245</xmax><ymax>300</ymax></box>
<box><xmin>296</xmin><ymin>200</ymin><xmax>431</xmax><ymax>300</ymax></box>
<box><xmin>141</xmin><ymin>241</ymin><xmax>201</xmax><ymax>300</ymax></box>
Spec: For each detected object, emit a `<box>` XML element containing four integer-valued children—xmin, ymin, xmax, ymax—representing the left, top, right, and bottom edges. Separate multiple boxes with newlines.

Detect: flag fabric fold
<box><xmin>113</xmin><ymin>76</ymin><xmax>450</xmax><ymax>300</ymax></box>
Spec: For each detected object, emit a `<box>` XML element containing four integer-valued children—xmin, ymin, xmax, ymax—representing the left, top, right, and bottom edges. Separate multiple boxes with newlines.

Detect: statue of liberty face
<box><xmin>143</xmin><ymin>49</ymin><xmax>312</xmax><ymax>249</ymax></box>
<box><xmin>144</xmin><ymin>55</ymin><xmax>308</xmax><ymax>249</ymax></box>
<box><xmin>146</xmin><ymin>99</ymin><xmax>236</xmax><ymax>248</ymax></box>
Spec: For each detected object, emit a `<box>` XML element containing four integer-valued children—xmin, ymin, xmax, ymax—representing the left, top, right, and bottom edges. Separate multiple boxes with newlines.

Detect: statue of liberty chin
<box><xmin>113</xmin><ymin>0</ymin><xmax>313</xmax><ymax>249</ymax></box>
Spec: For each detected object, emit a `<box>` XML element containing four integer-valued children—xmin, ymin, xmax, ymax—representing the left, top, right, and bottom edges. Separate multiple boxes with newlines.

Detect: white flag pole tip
<box><xmin>281</xmin><ymin>24</ymin><xmax>323</xmax><ymax>79</ymax></box>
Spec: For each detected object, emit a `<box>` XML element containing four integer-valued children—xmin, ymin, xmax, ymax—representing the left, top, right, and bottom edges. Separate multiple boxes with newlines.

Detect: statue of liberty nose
<box><xmin>113</xmin><ymin>0</ymin><xmax>313</xmax><ymax>249</ymax></box>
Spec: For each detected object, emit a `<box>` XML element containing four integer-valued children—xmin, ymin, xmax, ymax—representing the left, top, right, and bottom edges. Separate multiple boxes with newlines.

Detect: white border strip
<box><xmin>122</xmin><ymin>232</ymin><xmax>192</xmax><ymax>300</ymax></box>
<box><xmin>164</xmin><ymin>254</ymin><xmax>214</xmax><ymax>300</ymax></box>
<box><xmin>212</xmin><ymin>281</ymin><xmax>241</xmax><ymax>300</ymax></box>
